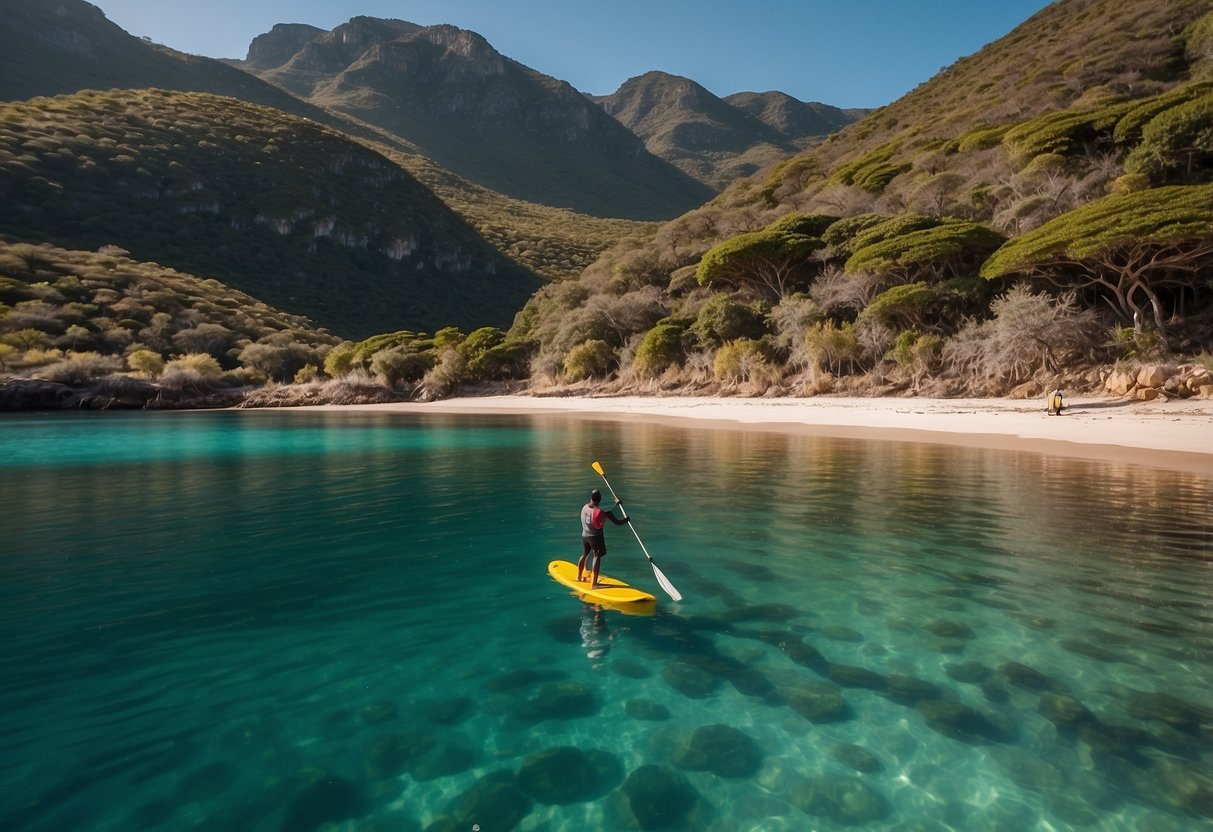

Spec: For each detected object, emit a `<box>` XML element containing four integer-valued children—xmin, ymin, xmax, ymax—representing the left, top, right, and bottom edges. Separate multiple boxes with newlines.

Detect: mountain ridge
<box><xmin>235</xmin><ymin>17</ymin><xmax>717</xmax><ymax>220</ymax></box>
<box><xmin>595</xmin><ymin>70</ymin><xmax>862</xmax><ymax>188</ymax></box>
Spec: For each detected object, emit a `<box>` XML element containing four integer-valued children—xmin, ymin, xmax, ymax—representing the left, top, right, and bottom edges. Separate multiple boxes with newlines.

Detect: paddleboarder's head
<box><xmin>590</xmin><ymin>489</ymin><xmax>602</xmax><ymax>505</ymax></box>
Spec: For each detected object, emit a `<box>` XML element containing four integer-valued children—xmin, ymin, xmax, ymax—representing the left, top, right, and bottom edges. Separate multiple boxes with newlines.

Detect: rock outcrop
<box><xmin>1102</xmin><ymin>363</ymin><xmax>1213</xmax><ymax>400</ymax></box>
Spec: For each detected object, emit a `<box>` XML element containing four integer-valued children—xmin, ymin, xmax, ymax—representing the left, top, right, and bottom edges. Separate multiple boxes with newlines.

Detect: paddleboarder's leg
<box><xmin>578</xmin><ymin>539</ymin><xmax>591</xmax><ymax>581</ymax></box>
<box><xmin>591</xmin><ymin>541</ymin><xmax>605</xmax><ymax>588</ymax></box>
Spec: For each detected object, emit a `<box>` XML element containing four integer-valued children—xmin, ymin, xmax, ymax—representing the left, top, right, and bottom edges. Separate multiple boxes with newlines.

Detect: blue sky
<box><xmin>92</xmin><ymin>0</ymin><xmax>1054</xmax><ymax>109</ymax></box>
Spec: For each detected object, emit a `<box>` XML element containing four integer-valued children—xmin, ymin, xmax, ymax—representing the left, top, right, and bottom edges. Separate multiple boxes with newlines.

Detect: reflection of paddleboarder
<box><xmin>579</xmin><ymin>489</ymin><xmax>630</xmax><ymax>588</ymax></box>
<box><xmin>580</xmin><ymin>603</ymin><xmax>613</xmax><ymax>663</ymax></box>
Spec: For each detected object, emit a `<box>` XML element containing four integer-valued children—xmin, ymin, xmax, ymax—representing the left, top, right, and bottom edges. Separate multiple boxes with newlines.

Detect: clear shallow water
<box><xmin>1</xmin><ymin>411</ymin><xmax>1211</xmax><ymax>832</ymax></box>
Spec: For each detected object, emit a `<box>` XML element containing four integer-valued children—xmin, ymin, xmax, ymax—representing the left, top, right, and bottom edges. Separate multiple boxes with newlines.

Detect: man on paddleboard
<box><xmin>579</xmin><ymin>489</ymin><xmax>630</xmax><ymax>588</ymax></box>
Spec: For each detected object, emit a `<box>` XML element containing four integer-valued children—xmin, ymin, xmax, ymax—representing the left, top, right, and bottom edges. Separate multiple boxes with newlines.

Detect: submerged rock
<box><xmin>364</xmin><ymin>730</ymin><xmax>435</xmax><ymax>781</ymax></box>
<box><xmin>441</xmin><ymin>770</ymin><xmax>532</xmax><ymax>832</ymax></box>
<box><xmin>997</xmin><ymin>661</ymin><xmax>1064</xmax><ymax>692</ymax></box>
<box><xmin>611</xmin><ymin>659</ymin><xmax>652</xmax><ymax>679</ymax></box>
<box><xmin>782</xmin><ymin>683</ymin><xmax>852</xmax><ymax>723</ymax></box>
<box><xmin>424</xmin><ymin>696</ymin><xmax>475</xmax><ymax>725</ymax></box>
<box><xmin>885</xmin><ymin>674</ymin><xmax>945</xmax><ymax>706</ymax></box>
<box><xmin>673</xmin><ymin>724</ymin><xmax>764</xmax><ymax>779</ymax></box>
<box><xmin>411</xmin><ymin>742</ymin><xmax>477</xmax><ymax>781</ymax></box>
<box><xmin>1060</xmin><ymin>638</ymin><xmax>1126</xmax><ymax>663</ymax></box>
<box><xmin>514</xmin><ymin>680</ymin><xmax>600</xmax><ymax>722</ymax></box>
<box><xmin>820</xmin><ymin>625</ymin><xmax>865</xmax><ymax>643</ymax></box>
<box><xmin>625</xmin><ymin>699</ymin><xmax>672</xmax><ymax>721</ymax></box>
<box><xmin>924</xmin><ymin>620</ymin><xmax>975</xmax><ymax>639</ymax></box>
<box><xmin>791</xmin><ymin>774</ymin><xmax>890</xmax><ymax>825</ymax></box>
<box><xmin>359</xmin><ymin>699</ymin><xmax>398</xmax><ymax>725</ymax></box>
<box><xmin>825</xmin><ymin>663</ymin><xmax>887</xmax><ymax>691</ymax></box>
<box><xmin>916</xmin><ymin>699</ymin><xmax>1017</xmax><ymax>745</ymax></box>
<box><xmin>661</xmin><ymin>661</ymin><xmax>720</xmax><ymax>699</ymax></box>
<box><xmin>720</xmin><ymin>603</ymin><xmax>800</xmax><ymax>623</ymax></box>
<box><xmin>483</xmin><ymin>668</ymin><xmax>565</xmax><ymax>693</ymax></box>
<box><xmin>832</xmin><ymin>743</ymin><xmax>884</xmax><ymax>774</ymax></box>
<box><xmin>944</xmin><ymin>661</ymin><xmax>991</xmax><ymax>684</ymax></box>
<box><xmin>281</xmin><ymin>773</ymin><xmax>364</xmax><ymax>832</ymax></box>
<box><xmin>1038</xmin><ymin>692</ymin><xmax>1092</xmax><ymax>726</ymax></box>
<box><xmin>516</xmin><ymin>746</ymin><xmax>624</xmax><ymax>804</ymax></box>
<box><xmin>1123</xmin><ymin>690</ymin><xmax>1212</xmax><ymax>733</ymax></box>
<box><xmin>610</xmin><ymin>764</ymin><xmax>704</xmax><ymax>831</ymax></box>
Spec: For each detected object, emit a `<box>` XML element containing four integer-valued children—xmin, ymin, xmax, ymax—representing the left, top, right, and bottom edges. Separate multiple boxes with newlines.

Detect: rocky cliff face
<box><xmin>597</xmin><ymin>71</ymin><xmax>860</xmax><ymax>188</ymax></box>
<box><xmin>243</xmin><ymin>23</ymin><xmax>326</xmax><ymax>71</ymax></box>
<box><xmin>239</xmin><ymin>18</ymin><xmax>714</xmax><ymax>220</ymax></box>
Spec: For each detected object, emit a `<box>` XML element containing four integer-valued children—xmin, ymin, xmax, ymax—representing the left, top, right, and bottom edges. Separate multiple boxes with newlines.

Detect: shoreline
<box><xmin>291</xmin><ymin>394</ymin><xmax>1213</xmax><ymax>476</ymax></box>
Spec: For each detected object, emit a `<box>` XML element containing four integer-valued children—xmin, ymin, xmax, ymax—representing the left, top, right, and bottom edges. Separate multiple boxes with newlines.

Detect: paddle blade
<box><xmin>651</xmin><ymin>562</ymin><xmax>683</xmax><ymax>602</ymax></box>
<box><xmin>591</xmin><ymin>461</ymin><xmax>605</xmax><ymax>476</ymax></box>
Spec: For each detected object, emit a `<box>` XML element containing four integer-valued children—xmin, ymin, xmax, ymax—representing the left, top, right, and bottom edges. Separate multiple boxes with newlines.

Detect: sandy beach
<box><xmin>305</xmin><ymin>394</ymin><xmax>1213</xmax><ymax>475</ymax></box>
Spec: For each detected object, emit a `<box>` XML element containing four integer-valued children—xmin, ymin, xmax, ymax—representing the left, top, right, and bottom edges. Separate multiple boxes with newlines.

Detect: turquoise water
<box><xmin>1</xmin><ymin>410</ymin><xmax>1211</xmax><ymax>832</ymax></box>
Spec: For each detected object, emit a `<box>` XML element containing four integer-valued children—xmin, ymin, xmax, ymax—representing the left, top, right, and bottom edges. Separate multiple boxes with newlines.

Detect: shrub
<box><xmin>126</xmin><ymin>348</ymin><xmax>164</xmax><ymax>378</ymax></box>
<box><xmin>323</xmin><ymin>341</ymin><xmax>358</xmax><ymax>377</ymax></box>
<box><xmin>294</xmin><ymin>364</ymin><xmax>321</xmax><ymax>385</ymax></box>
<box><xmin>632</xmin><ymin>320</ymin><xmax>689</xmax><ymax>378</ymax></box>
<box><xmin>942</xmin><ymin>285</ymin><xmax>1104</xmax><ymax>391</ymax></box>
<box><xmin>370</xmin><ymin>346</ymin><xmax>432</xmax><ymax>386</ymax></box>
<box><xmin>34</xmin><ymin>351</ymin><xmax>123</xmax><ymax>384</ymax></box>
<box><xmin>804</xmin><ymin>320</ymin><xmax>861</xmax><ymax>376</ymax></box>
<box><xmin>164</xmin><ymin>353</ymin><xmax>222</xmax><ymax>378</ymax></box>
<box><xmin>712</xmin><ymin>338</ymin><xmax>773</xmax><ymax>384</ymax></box>
<box><xmin>562</xmin><ymin>339</ymin><xmax>614</xmax><ymax>380</ymax></box>
<box><xmin>239</xmin><ymin>338</ymin><xmax>318</xmax><ymax>382</ymax></box>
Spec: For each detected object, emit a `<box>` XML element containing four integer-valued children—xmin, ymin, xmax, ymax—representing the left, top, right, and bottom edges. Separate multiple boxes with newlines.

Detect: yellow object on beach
<box><xmin>547</xmin><ymin>559</ymin><xmax>657</xmax><ymax>605</ymax></box>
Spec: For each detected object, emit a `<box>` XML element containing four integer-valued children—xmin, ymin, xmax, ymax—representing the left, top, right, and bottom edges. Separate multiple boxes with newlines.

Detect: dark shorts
<box><xmin>583</xmin><ymin>536</ymin><xmax>606</xmax><ymax>558</ymax></box>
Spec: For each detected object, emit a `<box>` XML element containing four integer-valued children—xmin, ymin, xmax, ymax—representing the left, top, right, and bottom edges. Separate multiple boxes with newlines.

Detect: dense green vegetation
<box><xmin>0</xmin><ymin>240</ymin><xmax>533</xmax><ymax>402</ymax></box>
<box><xmin>0</xmin><ymin>88</ymin><xmax>539</xmax><ymax>339</ymax></box>
<box><xmin>501</xmin><ymin>1</ymin><xmax>1213</xmax><ymax>398</ymax></box>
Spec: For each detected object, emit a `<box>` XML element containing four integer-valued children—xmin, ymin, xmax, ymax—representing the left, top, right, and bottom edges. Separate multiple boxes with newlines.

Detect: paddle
<box><xmin>592</xmin><ymin>460</ymin><xmax>683</xmax><ymax>602</ymax></box>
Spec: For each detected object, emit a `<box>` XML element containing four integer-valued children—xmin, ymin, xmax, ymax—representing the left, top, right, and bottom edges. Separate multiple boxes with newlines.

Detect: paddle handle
<box><xmin>593</xmin><ymin>465</ymin><xmax>683</xmax><ymax>602</ymax></box>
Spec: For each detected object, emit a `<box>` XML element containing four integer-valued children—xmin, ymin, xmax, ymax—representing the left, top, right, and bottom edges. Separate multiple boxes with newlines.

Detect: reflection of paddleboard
<box><xmin>547</xmin><ymin>560</ymin><xmax>657</xmax><ymax>605</ymax></box>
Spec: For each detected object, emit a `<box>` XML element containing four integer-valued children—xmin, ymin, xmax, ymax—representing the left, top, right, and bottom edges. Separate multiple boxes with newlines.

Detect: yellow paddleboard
<box><xmin>547</xmin><ymin>560</ymin><xmax>657</xmax><ymax>605</ymax></box>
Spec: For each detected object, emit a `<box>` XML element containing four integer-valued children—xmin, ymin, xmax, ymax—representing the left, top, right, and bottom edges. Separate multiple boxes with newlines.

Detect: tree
<box><xmin>845</xmin><ymin>217</ymin><xmax>1005</xmax><ymax>282</ymax></box>
<box><xmin>857</xmin><ymin>282</ymin><xmax>940</xmax><ymax>331</ymax></box>
<box><xmin>1124</xmin><ymin>91</ymin><xmax>1213</xmax><ymax>182</ymax></box>
<box><xmin>696</xmin><ymin>214</ymin><xmax>834</xmax><ymax>300</ymax></box>
<box><xmin>689</xmin><ymin>294</ymin><xmax>768</xmax><ymax>349</ymax></box>
<box><xmin>980</xmin><ymin>184</ymin><xmax>1213</xmax><ymax>341</ymax></box>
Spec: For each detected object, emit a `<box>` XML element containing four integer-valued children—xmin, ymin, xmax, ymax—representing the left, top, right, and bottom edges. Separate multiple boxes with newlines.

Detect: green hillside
<box><xmin>0</xmin><ymin>88</ymin><xmax>540</xmax><ymax>339</ymax></box>
<box><xmin>505</xmin><ymin>0</ymin><xmax>1213</xmax><ymax>397</ymax></box>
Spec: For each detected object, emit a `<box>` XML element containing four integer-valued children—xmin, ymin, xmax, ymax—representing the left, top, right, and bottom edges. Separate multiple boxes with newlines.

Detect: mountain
<box><xmin>723</xmin><ymin>91</ymin><xmax>859</xmax><ymax>138</ymax></box>
<box><xmin>235</xmin><ymin>17</ymin><xmax>715</xmax><ymax>220</ymax></box>
<box><xmin>0</xmin><ymin>0</ymin><xmax>329</xmax><ymax>121</ymax></box>
<box><xmin>596</xmin><ymin>71</ymin><xmax>861</xmax><ymax>188</ymax></box>
<box><xmin>0</xmin><ymin>88</ymin><xmax>541</xmax><ymax>338</ymax></box>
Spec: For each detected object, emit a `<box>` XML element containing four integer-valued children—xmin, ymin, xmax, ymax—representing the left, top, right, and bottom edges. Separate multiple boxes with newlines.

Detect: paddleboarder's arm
<box><xmin>605</xmin><ymin>509</ymin><xmax>630</xmax><ymax>525</ymax></box>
